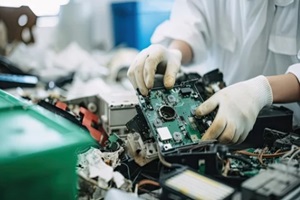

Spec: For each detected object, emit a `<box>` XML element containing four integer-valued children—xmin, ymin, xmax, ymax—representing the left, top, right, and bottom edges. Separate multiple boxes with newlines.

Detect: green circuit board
<box><xmin>138</xmin><ymin>79</ymin><xmax>213</xmax><ymax>153</ymax></box>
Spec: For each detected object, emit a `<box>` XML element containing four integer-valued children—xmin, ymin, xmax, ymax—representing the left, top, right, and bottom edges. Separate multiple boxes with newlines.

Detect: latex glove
<box><xmin>127</xmin><ymin>44</ymin><xmax>182</xmax><ymax>96</ymax></box>
<box><xmin>196</xmin><ymin>76</ymin><xmax>273</xmax><ymax>144</ymax></box>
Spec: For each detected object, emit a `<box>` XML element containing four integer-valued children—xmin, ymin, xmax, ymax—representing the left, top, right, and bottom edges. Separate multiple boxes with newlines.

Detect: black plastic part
<box><xmin>242</xmin><ymin>164</ymin><xmax>300</xmax><ymax>200</ymax></box>
<box><xmin>274</xmin><ymin>132</ymin><xmax>300</xmax><ymax>149</ymax></box>
<box><xmin>263</xmin><ymin>128</ymin><xmax>289</xmax><ymax>147</ymax></box>
<box><xmin>202</xmin><ymin>68</ymin><xmax>224</xmax><ymax>86</ymax></box>
<box><xmin>179</xmin><ymin>87</ymin><xmax>193</xmax><ymax>96</ymax></box>
<box><xmin>164</xmin><ymin>150</ymin><xmax>221</xmax><ymax>176</ymax></box>
<box><xmin>0</xmin><ymin>74</ymin><xmax>38</xmax><ymax>89</ymax></box>
<box><xmin>126</xmin><ymin>105</ymin><xmax>151</xmax><ymax>140</ymax></box>
<box><xmin>0</xmin><ymin>55</ymin><xmax>28</xmax><ymax>75</ymax></box>
<box><xmin>37</xmin><ymin>99</ymin><xmax>82</xmax><ymax>127</ymax></box>
<box><xmin>46</xmin><ymin>72</ymin><xmax>75</xmax><ymax>89</ymax></box>
<box><xmin>232</xmin><ymin>105</ymin><xmax>293</xmax><ymax>150</ymax></box>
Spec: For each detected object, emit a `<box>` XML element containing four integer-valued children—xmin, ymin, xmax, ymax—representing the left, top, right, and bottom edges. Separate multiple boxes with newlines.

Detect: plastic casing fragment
<box><xmin>0</xmin><ymin>90</ymin><xmax>95</xmax><ymax>200</ymax></box>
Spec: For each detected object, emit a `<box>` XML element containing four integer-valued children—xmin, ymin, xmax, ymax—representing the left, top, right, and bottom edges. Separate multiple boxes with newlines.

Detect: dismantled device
<box><xmin>138</xmin><ymin>78</ymin><xmax>214</xmax><ymax>153</ymax></box>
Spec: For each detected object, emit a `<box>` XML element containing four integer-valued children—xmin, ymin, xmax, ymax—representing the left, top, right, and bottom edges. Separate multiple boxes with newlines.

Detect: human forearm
<box><xmin>267</xmin><ymin>73</ymin><xmax>300</xmax><ymax>103</ymax></box>
<box><xmin>168</xmin><ymin>40</ymin><xmax>193</xmax><ymax>64</ymax></box>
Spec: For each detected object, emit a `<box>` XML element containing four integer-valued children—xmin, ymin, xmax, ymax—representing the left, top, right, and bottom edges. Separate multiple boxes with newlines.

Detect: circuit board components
<box><xmin>136</xmin><ymin>78</ymin><xmax>214</xmax><ymax>153</ymax></box>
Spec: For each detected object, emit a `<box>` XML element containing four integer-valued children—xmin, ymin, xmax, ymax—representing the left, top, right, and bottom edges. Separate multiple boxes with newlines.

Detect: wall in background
<box><xmin>0</xmin><ymin>0</ymin><xmax>174</xmax><ymax>52</ymax></box>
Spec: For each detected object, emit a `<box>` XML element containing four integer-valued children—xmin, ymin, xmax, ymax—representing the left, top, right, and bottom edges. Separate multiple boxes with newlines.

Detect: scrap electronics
<box><xmin>25</xmin><ymin>70</ymin><xmax>300</xmax><ymax>200</ymax></box>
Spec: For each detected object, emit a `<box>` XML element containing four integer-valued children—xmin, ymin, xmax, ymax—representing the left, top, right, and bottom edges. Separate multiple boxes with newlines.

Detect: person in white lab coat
<box><xmin>127</xmin><ymin>0</ymin><xmax>300</xmax><ymax>143</ymax></box>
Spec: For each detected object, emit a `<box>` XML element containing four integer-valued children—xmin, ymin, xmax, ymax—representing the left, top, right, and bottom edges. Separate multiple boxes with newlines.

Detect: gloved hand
<box><xmin>196</xmin><ymin>76</ymin><xmax>273</xmax><ymax>144</ymax></box>
<box><xmin>127</xmin><ymin>44</ymin><xmax>182</xmax><ymax>96</ymax></box>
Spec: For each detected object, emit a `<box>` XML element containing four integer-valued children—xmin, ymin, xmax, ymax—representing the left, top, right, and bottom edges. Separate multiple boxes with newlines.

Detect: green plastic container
<box><xmin>0</xmin><ymin>90</ymin><xmax>95</xmax><ymax>200</ymax></box>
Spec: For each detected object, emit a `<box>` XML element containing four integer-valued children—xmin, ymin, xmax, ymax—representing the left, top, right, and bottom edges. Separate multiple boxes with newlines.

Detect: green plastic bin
<box><xmin>0</xmin><ymin>90</ymin><xmax>95</xmax><ymax>200</ymax></box>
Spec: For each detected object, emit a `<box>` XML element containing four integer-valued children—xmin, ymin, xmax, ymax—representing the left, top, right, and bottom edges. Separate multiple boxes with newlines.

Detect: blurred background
<box><xmin>0</xmin><ymin>0</ymin><xmax>174</xmax><ymax>98</ymax></box>
<box><xmin>0</xmin><ymin>0</ymin><xmax>174</xmax><ymax>51</ymax></box>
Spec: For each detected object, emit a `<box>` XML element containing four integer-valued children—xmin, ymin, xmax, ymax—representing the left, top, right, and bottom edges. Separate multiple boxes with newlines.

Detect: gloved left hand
<box><xmin>195</xmin><ymin>76</ymin><xmax>273</xmax><ymax>144</ymax></box>
<box><xmin>127</xmin><ymin>44</ymin><xmax>182</xmax><ymax>96</ymax></box>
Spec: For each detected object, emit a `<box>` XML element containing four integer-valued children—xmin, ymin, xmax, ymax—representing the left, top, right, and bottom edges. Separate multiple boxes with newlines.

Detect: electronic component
<box><xmin>274</xmin><ymin>132</ymin><xmax>300</xmax><ymax>149</ymax></box>
<box><xmin>190</xmin><ymin>135</ymin><xmax>199</xmax><ymax>142</ymax></box>
<box><xmin>160</xmin><ymin>167</ymin><xmax>235</xmax><ymax>200</ymax></box>
<box><xmin>135</xmin><ymin>78</ymin><xmax>214</xmax><ymax>155</ymax></box>
<box><xmin>98</xmin><ymin>91</ymin><xmax>138</xmax><ymax>136</ymax></box>
<box><xmin>106</xmin><ymin>133</ymin><xmax>124</xmax><ymax>152</ymax></box>
<box><xmin>180</xmin><ymin>87</ymin><xmax>193</xmax><ymax>96</ymax></box>
<box><xmin>158</xmin><ymin>105</ymin><xmax>177</xmax><ymax>121</ymax></box>
<box><xmin>153</xmin><ymin>118</ymin><xmax>163</xmax><ymax>127</ymax></box>
<box><xmin>157</xmin><ymin>127</ymin><xmax>173</xmax><ymax>141</ymax></box>
<box><xmin>126</xmin><ymin>132</ymin><xmax>157</xmax><ymax>166</ymax></box>
<box><xmin>173</xmin><ymin>132</ymin><xmax>182</xmax><ymax>142</ymax></box>
<box><xmin>242</xmin><ymin>163</ymin><xmax>300</xmax><ymax>200</ymax></box>
<box><xmin>263</xmin><ymin>128</ymin><xmax>289</xmax><ymax>147</ymax></box>
<box><xmin>126</xmin><ymin>71</ymin><xmax>226</xmax><ymax>157</ymax></box>
<box><xmin>163</xmin><ymin>143</ymin><xmax>173</xmax><ymax>151</ymax></box>
<box><xmin>167</xmin><ymin>95</ymin><xmax>176</xmax><ymax>104</ymax></box>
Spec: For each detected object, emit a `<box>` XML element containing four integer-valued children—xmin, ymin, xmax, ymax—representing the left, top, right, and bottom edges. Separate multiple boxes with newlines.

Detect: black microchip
<box><xmin>180</xmin><ymin>88</ymin><xmax>193</xmax><ymax>96</ymax></box>
<box><xmin>179</xmin><ymin>115</ymin><xmax>185</xmax><ymax>122</ymax></box>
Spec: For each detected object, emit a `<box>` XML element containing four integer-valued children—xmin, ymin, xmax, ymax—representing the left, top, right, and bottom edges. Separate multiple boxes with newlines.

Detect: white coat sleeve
<box><xmin>287</xmin><ymin>63</ymin><xmax>300</xmax><ymax>82</ymax></box>
<box><xmin>150</xmin><ymin>0</ymin><xmax>210</xmax><ymax>64</ymax></box>
<box><xmin>286</xmin><ymin>63</ymin><xmax>300</xmax><ymax>108</ymax></box>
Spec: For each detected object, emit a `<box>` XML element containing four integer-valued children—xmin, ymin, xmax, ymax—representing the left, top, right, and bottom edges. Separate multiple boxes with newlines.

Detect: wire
<box><xmin>258</xmin><ymin>147</ymin><xmax>268</xmax><ymax>166</ymax></box>
<box><xmin>282</xmin><ymin>145</ymin><xmax>299</xmax><ymax>159</ymax></box>
<box><xmin>288</xmin><ymin>149</ymin><xmax>300</xmax><ymax>165</ymax></box>
<box><xmin>141</xmin><ymin>173</ymin><xmax>158</xmax><ymax>182</ymax></box>
<box><xmin>275</xmin><ymin>149</ymin><xmax>281</xmax><ymax>154</ymax></box>
<box><xmin>156</xmin><ymin>143</ymin><xmax>172</xmax><ymax>168</ymax></box>
<box><xmin>156</xmin><ymin>143</ymin><xmax>184</xmax><ymax>169</ymax></box>
<box><xmin>132</xmin><ymin>169</ymin><xmax>142</xmax><ymax>186</ymax></box>
<box><xmin>235</xmin><ymin>150</ymin><xmax>289</xmax><ymax>158</ymax></box>
<box><xmin>138</xmin><ymin>188</ymin><xmax>161</xmax><ymax>199</ymax></box>
<box><xmin>137</xmin><ymin>179</ymin><xmax>160</xmax><ymax>188</ymax></box>
<box><xmin>283</xmin><ymin>146</ymin><xmax>300</xmax><ymax>176</ymax></box>
<box><xmin>134</xmin><ymin>179</ymin><xmax>160</xmax><ymax>195</ymax></box>
<box><xmin>225</xmin><ymin>154</ymin><xmax>253</xmax><ymax>166</ymax></box>
<box><xmin>222</xmin><ymin>159</ymin><xmax>230</xmax><ymax>177</ymax></box>
<box><xmin>121</xmin><ymin>163</ymin><xmax>131</xmax><ymax>180</ymax></box>
<box><xmin>188</xmin><ymin>140</ymin><xmax>217</xmax><ymax>152</ymax></box>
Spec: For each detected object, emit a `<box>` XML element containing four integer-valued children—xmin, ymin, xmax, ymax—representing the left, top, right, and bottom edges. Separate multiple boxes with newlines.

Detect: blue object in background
<box><xmin>111</xmin><ymin>1</ymin><xmax>173</xmax><ymax>50</ymax></box>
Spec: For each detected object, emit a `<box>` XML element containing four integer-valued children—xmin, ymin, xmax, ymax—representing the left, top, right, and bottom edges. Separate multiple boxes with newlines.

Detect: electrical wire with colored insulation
<box><xmin>235</xmin><ymin>149</ymin><xmax>290</xmax><ymax>158</ymax></box>
<box><xmin>156</xmin><ymin>143</ymin><xmax>182</xmax><ymax>168</ymax></box>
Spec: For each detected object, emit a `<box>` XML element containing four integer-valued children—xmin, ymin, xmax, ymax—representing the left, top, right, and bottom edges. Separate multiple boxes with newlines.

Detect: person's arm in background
<box><xmin>196</xmin><ymin>64</ymin><xmax>300</xmax><ymax>144</ymax></box>
<box><xmin>168</xmin><ymin>40</ymin><xmax>193</xmax><ymax>64</ymax></box>
<box><xmin>268</xmin><ymin>73</ymin><xmax>300</xmax><ymax>103</ymax></box>
<box><xmin>127</xmin><ymin>0</ymin><xmax>210</xmax><ymax>96</ymax></box>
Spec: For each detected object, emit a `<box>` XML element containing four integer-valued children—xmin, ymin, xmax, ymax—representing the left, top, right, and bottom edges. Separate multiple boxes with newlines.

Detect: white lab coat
<box><xmin>288</xmin><ymin>63</ymin><xmax>300</xmax><ymax>80</ymax></box>
<box><xmin>151</xmin><ymin>0</ymin><xmax>300</xmax><ymax>125</ymax></box>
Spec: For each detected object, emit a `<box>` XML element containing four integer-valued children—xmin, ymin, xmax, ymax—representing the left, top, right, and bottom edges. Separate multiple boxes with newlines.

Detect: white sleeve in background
<box><xmin>286</xmin><ymin>63</ymin><xmax>300</xmax><ymax>113</ymax></box>
<box><xmin>150</xmin><ymin>0</ymin><xmax>210</xmax><ymax>64</ymax></box>
<box><xmin>286</xmin><ymin>63</ymin><xmax>300</xmax><ymax>82</ymax></box>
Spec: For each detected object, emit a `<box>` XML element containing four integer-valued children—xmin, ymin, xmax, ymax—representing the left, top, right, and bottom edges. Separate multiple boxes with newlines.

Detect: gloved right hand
<box><xmin>127</xmin><ymin>44</ymin><xmax>182</xmax><ymax>96</ymax></box>
<box><xmin>195</xmin><ymin>76</ymin><xmax>273</xmax><ymax>144</ymax></box>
